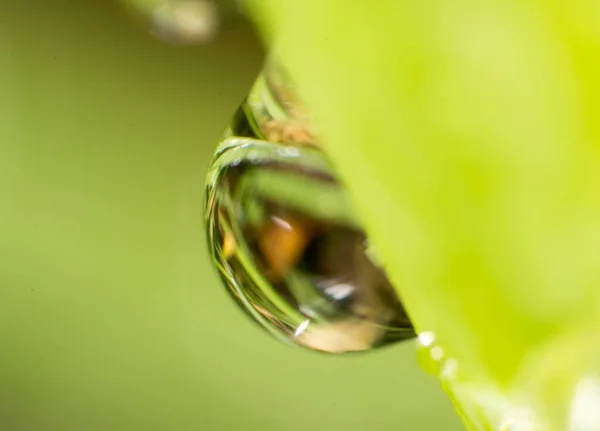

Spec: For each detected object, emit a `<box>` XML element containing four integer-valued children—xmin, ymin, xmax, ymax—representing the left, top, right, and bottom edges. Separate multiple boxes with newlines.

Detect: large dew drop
<box><xmin>204</xmin><ymin>67</ymin><xmax>415</xmax><ymax>354</ymax></box>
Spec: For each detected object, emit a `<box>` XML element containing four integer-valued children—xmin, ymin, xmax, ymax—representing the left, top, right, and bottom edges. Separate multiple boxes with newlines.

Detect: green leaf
<box><xmin>242</xmin><ymin>1</ymin><xmax>600</xmax><ymax>429</ymax></box>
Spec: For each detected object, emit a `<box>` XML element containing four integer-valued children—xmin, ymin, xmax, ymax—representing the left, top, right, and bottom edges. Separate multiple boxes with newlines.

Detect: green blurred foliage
<box><xmin>244</xmin><ymin>1</ymin><xmax>600</xmax><ymax>428</ymax></box>
<box><xmin>0</xmin><ymin>1</ymin><xmax>461</xmax><ymax>430</ymax></box>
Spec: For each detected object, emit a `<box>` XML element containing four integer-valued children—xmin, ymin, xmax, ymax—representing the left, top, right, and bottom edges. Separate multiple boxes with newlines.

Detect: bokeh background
<box><xmin>0</xmin><ymin>1</ymin><xmax>462</xmax><ymax>429</ymax></box>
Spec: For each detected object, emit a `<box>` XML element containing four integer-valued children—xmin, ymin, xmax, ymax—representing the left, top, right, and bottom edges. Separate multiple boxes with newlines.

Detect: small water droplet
<box><xmin>204</xmin><ymin>67</ymin><xmax>415</xmax><ymax>354</ymax></box>
<box><xmin>417</xmin><ymin>331</ymin><xmax>436</xmax><ymax>348</ymax></box>
<box><xmin>416</xmin><ymin>331</ymin><xmax>447</xmax><ymax>375</ymax></box>
<box><xmin>499</xmin><ymin>410</ymin><xmax>538</xmax><ymax>431</ymax></box>
<box><xmin>416</xmin><ymin>331</ymin><xmax>542</xmax><ymax>430</ymax></box>
<box><xmin>151</xmin><ymin>0</ymin><xmax>220</xmax><ymax>44</ymax></box>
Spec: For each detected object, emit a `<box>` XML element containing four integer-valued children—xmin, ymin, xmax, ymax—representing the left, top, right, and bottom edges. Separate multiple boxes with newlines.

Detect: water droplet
<box><xmin>151</xmin><ymin>0</ymin><xmax>220</xmax><ymax>45</ymax></box>
<box><xmin>416</xmin><ymin>331</ymin><xmax>447</xmax><ymax>375</ymax></box>
<box><xmin>204</xmin><ymin>67</ymin><xmax>415</xmax><ymax>354</ymax></box>
<box><xmin>416</xmin><ymin>331</ymin><xmax>542</xmax><ymax>430</ymax></box>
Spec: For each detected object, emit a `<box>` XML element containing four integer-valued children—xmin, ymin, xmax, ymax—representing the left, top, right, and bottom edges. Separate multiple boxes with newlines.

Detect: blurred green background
<box><xmin>0</xmin><ymin>1</ymin><xmax>462</xmax><ymax>429</ymax></box>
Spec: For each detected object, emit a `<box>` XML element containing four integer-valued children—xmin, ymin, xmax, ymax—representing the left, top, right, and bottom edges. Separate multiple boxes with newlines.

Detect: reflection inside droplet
<box><xmin>204</xmin><ymin>65</ymin><xmax>415</xmax><ymax>354</ymax></box>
